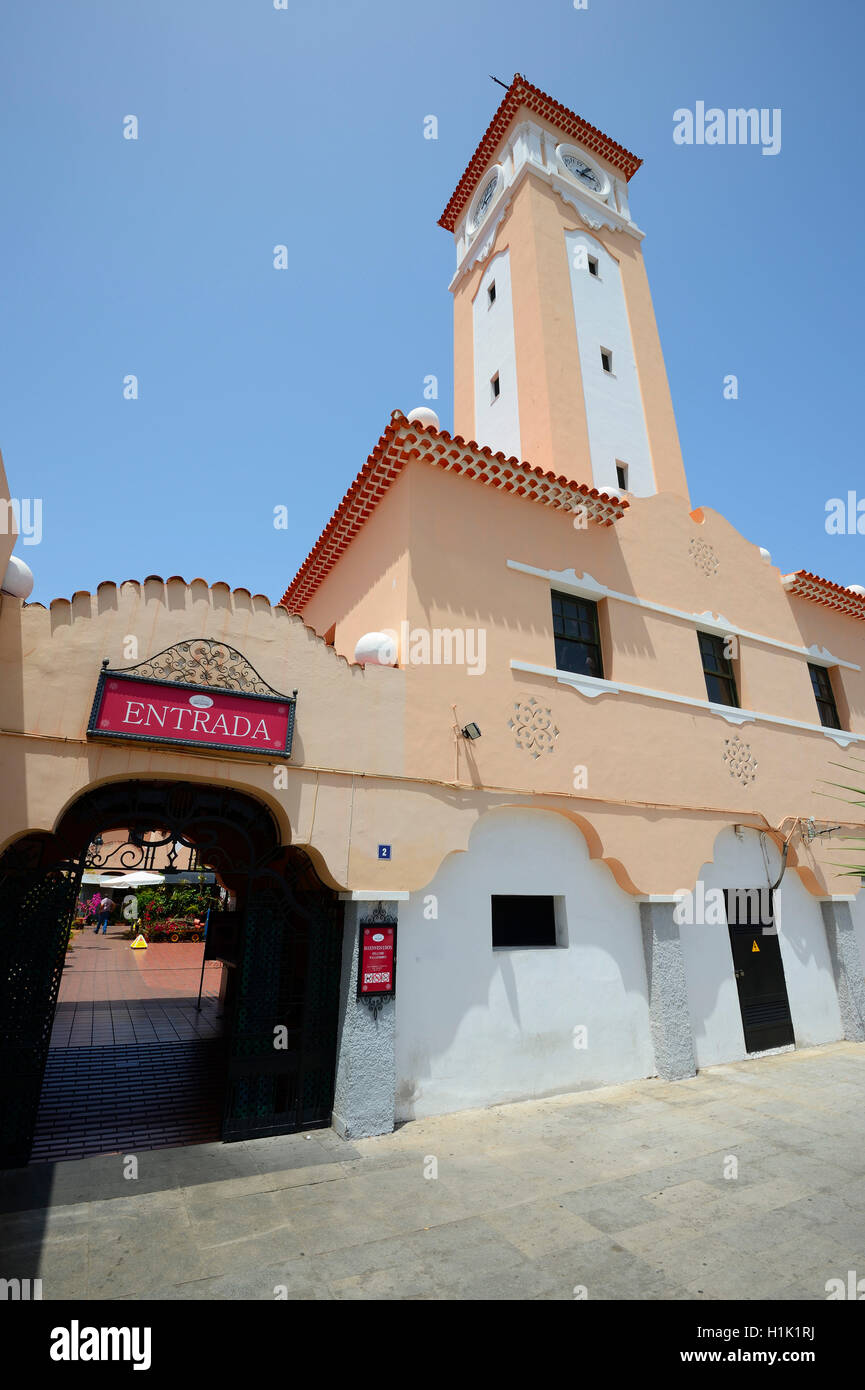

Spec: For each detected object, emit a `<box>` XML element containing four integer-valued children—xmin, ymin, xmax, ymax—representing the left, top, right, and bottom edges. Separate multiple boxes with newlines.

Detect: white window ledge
<box><xmin>507</xmin><ymin>561</ymin><xmax>861</xmax><ymax>671</ymax></box>
<box><xmin>509</xmin><ymin>658</ymin><xmax>864</xmax><ymax>749</ymax></box>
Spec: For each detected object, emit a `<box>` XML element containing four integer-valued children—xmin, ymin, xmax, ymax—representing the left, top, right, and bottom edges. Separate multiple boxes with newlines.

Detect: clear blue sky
<box><xmin>2</xmin><ymin>0</ymin><xmax>863</xmax><ymax>606</ymax></box>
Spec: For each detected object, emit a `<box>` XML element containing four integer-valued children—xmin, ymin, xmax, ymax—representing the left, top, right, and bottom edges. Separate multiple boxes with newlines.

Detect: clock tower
<box><xmin>439</xmin><ymin>75</ymin><xmax>689</xmax><ymax>501</ymax></box>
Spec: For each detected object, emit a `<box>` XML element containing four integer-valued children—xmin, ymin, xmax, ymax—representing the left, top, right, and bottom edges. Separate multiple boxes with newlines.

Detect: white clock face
<box><xmin>561</xmin><ymin>153</ymin><xmax>602</xmax><ymax>191</ymax></box>
<box><xmin>472</xmin><ymin>173</ymin><xmax>499</xmax><ymax>229</ymax></box>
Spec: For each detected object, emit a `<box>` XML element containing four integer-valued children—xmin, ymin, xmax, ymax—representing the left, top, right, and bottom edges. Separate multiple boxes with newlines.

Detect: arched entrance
<box><xmin>0</xmin><ymin>780</ymin><xmax>344</xmax><ymax>1168</ymax></box>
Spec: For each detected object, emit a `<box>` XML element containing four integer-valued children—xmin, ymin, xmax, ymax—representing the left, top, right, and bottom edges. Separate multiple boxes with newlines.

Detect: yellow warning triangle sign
<box><xmin>751</xmin><ymin>940</ymin><xmax>760</xmax><ymax>953</ymax></box>
<box><xmin>131</xmin><ymin>934</ymin><xmax>148</xmax><ymax>949</ymax></box>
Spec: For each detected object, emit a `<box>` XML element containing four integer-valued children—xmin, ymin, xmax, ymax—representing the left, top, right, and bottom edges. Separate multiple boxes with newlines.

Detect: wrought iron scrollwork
<box><xmin>85</xmin><ymin>839</ymin><xmax>147</xmax><ymax>872</ymax></box>
<box><xmin>84</xmin><ymin>830</ymin><xmax>204</xmax><ymax>874</ymax></box>
<box><xmin>362</xmin><ymin>901</ymin><xmax>396</xmax><ymax>927</ymax></box>
<box><xmin>108</xmin><ymin>638</ymin><xmax>289</xmax><ymax>697</ymax></box>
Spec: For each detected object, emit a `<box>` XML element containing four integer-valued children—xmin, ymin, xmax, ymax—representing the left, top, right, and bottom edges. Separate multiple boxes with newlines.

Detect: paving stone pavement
<box><xmin>2</xmin><ymin>1041</ymin><xmax>864</xmax><ymax>1301</ymax></box>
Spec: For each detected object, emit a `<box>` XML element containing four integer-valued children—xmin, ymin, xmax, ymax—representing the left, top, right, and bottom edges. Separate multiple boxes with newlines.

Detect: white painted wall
<box><xmin>564</xmin><ymin>229</ymin><xmax>655</xmax><ymax>496</ymax></box>
<box><xmin>394</xmin><ymin>807</ymin><xmax>654</xmax><ymax>1121</ymax></box>
<box><xmin>680</xmin><ymin>828</ymin><xmax>843</xmax><ymax>1067</ymax></box>
<box><xmin>472</xmin><ymin>249</ymin><xmax>521</xmax><ymax>462</ymax></box>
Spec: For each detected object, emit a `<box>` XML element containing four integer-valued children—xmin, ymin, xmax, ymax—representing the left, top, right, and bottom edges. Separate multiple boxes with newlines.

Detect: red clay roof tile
<box><xmin>782</xmin><ymin>570</ymin><xmax>865</xmax><ymax>621</ymax></box>
<box><xmin>280</xmin><ymin>410</ymin><xmax>628</xmax><ymax>613</ymax></box>
<box><xmin>439</xmin><ymin>73</ymin><xmax>642</xmax><ymax>233</ymax></box>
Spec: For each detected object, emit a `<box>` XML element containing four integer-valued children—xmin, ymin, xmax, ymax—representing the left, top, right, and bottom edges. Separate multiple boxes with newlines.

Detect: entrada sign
<box><xmin>357</xmin><ymin>922</ymin><xmax>397</xmax><ymax>999</ymax></box>
<box><xmin>87</xmin><ymin>671</ymin><xmax>296</xmax><ymax>758</ymax></box>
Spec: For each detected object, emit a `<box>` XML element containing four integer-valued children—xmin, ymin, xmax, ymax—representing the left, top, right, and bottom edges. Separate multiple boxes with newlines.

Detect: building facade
<box><xmin>1</xmin><ymin>76</ymin><xmax>864</xmax><ymax>1165</ymax></box>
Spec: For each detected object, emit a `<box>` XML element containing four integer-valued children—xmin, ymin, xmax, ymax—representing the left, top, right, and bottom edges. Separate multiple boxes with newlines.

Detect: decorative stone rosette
<box><xmin>689</xmin><ymin>537</ymin><xmax>719</xmax><ymax>577</ymax></box>
<box><xmin>723</xmin><ymin>734</ymin><xmax>757</xmax><ymax>785</ymax></box>
<box><xmin>508</xmin><ymin>698</ymin><xmax>560</xmax><ymax>759</ymax></box>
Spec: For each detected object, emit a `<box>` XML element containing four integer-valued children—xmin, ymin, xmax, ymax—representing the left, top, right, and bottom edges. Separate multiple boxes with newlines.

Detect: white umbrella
<box><xmin>101</xmin><ymin>871</ymin><xmax>165</xmax><ymax>888</ymax></box>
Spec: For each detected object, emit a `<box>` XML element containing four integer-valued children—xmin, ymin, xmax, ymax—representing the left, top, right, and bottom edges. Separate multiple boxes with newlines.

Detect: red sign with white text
<box><xmin>88</xmin><ymin>674</ymin><xmax>294</xmax><ymax>757</ymax></box>
<box><xmin>358</xmin><ymin>924</ymin><xmax>396</xmax><ymax>997</ymax></box>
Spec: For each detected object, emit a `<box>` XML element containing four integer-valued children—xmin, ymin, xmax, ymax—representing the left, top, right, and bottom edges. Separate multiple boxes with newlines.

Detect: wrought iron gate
<box><xmin>0</xmin><ymin>838</ymin><xmax>83</xmax><ymax>1169</ymax></box>
<box><xmin>0</xmin><ymin>781</ymin><xmax>344</xmax><ymax>1168</ymax></box>
<box><xmin>223</xmin><ymin>849</ymin><xmax>344</xmax><ymax>1140</ymax></box>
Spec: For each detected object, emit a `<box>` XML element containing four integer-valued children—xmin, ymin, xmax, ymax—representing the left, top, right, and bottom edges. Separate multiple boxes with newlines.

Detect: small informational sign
<box><xmin>203</xmin><ymin>911</ymin><xmax>243</xmax><ymax>967</ymax></box>
<box><xmin>87</xmin><ymin>671</ymin><xmax>295</xmax><ymax>758</ymax></box>
<box><xmin>357</xmin><ymin>923</ymin><xmax>396</xmax><ymax>999</ymax></box>
<box><xmin>377</xmin><ymin>844</ymin><xmax>392</xmax><ymax>860</ymax></box>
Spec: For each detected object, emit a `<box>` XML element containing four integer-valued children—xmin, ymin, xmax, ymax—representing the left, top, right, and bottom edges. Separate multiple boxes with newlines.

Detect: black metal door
<box><xmin>222</xmin><ymin>848</ymin><xmax>344</xmax><ymax>1140</ymax></box>
<box><xmin>0</xmin><ymin>842</ymin><xmax>83</xmax><ymax>1169</ymax></box>
<box><xmin>725</xmin><ymin>888</ymin><xmax>795</xmax><ymax>1053</ymax></box>
<box><xmin>0</xmin><ymin>782</ymin><xmax>344</xmax><ymax>1167</ymax></box>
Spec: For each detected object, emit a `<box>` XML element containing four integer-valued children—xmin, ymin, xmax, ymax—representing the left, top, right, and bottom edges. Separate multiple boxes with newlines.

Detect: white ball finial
<box><xmin>1</xmin><ymin>554</ymin><xmax>34</xmax><ymax>599</ymax></box>
<box><xmin>759</xmin><ymin>548</ymin><xmax>772</xmax><ymax>565</ymax></box>
<box><xmin>407</xmin><ymin>407</ymin><xmax>440</xmax><ymax>431</ymax></box>
<box><xmin>354</xmin><ymin>631</ymin><xmax>398</xmax><ymax>666</ymax></box>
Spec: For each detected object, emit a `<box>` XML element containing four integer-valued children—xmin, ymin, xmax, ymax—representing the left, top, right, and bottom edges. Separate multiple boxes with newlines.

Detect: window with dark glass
<box><xmin>808</xmin><ymin>663</ymin><xmax>842</xmax><ymax>729</ymax></box>
<box><xmin>492</xmin><ymin>895</ymin><xmax>557</xmax><ymax>949</ymax></box>
<box><xmin>551</xmin><ymin>590</ymin><xmax>604</xmax><ymax>679</ymax></box>
<box><xmin>698</xmin><ymin>631</ymin><xmax>739</xmax><ymax>707</ymax></box>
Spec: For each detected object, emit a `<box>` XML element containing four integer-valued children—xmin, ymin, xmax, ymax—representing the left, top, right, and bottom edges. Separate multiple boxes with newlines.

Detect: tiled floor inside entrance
<box><xmin>32</xmin><ymin>927</ymin><xmax>228</xmax><ymax>1162</ymax></box>
<box><xmin>49</xmin><ymin>927</ymin><xmax>224</xmax><ymax>1045</ymax></box>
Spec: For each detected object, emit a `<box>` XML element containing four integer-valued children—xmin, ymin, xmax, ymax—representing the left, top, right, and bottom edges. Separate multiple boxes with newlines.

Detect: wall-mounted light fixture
<box><xmin>461</xmin><ymin>722</ymin><xmax>482</xmax><ymax>740</ymax></box>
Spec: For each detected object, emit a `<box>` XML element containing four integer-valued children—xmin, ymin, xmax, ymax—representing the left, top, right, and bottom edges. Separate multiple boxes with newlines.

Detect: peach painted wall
<box><xmin>300</xmin><ymin>466</ymin><xmax>411</xmax><ymax>669</ymax></box>
<box><xmin>0</xmin><ymin>579</ymin><xmax>408</xmax><ymax>891</ymax></box>
<box><xmin>391</xmin><ymin>459</ymin><xmax>865</xmax><ymax>895</ymax></box>
<box><xmin>453</xmin><ymin>177</ymin><xmax>592</xmax><ymax>476</ymax></box>
<box><xmin>274</xmin><ymin>433</ymin><xmax>865</xmax><ymax>896</ymax></box>
<box><xmin>451</xmin><ymin>157</ymin><xmax>688</xmax><ymax>500</ymax></box>
<box><xmin>2</xmin><ymin>472</ymin><xmax>863</xmax><ymax>899</ymax></box>
<box><xmin>281</xmin><ymin>435</ymin><xmax>865</xmax><ymax>895</ymax></box>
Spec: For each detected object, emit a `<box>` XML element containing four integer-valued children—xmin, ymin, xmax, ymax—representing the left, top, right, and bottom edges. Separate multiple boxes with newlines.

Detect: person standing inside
<box><xmin>95</xmin><ymin>895</ymin><xmax>116</xmax><ymax>935</ymax></box>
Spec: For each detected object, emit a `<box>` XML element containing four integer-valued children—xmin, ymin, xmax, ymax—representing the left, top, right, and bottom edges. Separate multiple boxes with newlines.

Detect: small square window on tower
<box><xmin>487</xmin><ymin>280</ymin><xmax>496</xmax><ymax>306</ymax></box>
<box><xmin>587</xmin><ymin>256</ymin><xmax>599</xmax><ymax>277</ymax></box>
<box><xmin>615</xmin><ymin>463</ymin><xmax>628</xmax><ymax>491</ymax></box>
<box><xmin>490</xmin><ymin>371</ymin><xmax>500</xmax><ymax>402</ymax></box>
<box><xmin>600</xmin><ymin>348</ymin><xmax>613</xmax><ymax>373</ymax></box>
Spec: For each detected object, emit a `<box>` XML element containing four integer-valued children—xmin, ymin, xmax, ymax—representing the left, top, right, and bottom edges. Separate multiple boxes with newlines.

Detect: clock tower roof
<box><xmin>438</xmin><ymin>73</ymin><xmax>642</xmax><ymax>232</ymax></box>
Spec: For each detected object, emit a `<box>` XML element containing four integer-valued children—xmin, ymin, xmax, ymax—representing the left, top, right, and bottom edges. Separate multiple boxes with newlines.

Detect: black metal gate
<box><xmin>0</xmin><ymin>781</ymin><xmax>344</xmax><ymax>1168</ymax></box>
<box><xmin>0</xmin><ymin>838</ymin><xmax>83</xmax><ymax>1169</ymax></box>
<box><xmin>223</xmin><ymin>849</ymin><xmax>344</xmax><ymax>1140</ymax></box>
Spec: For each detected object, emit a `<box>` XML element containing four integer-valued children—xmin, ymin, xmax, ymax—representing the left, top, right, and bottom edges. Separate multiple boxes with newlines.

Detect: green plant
<box><xmin>819</xmin><ymin>752</ymin><xmax>865</xmax><ymax>877</ymax></box>
<box><xmin>135</xmin><ymin>876</ymin><xmax>215</xmax><ymax>924</ymax></box>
